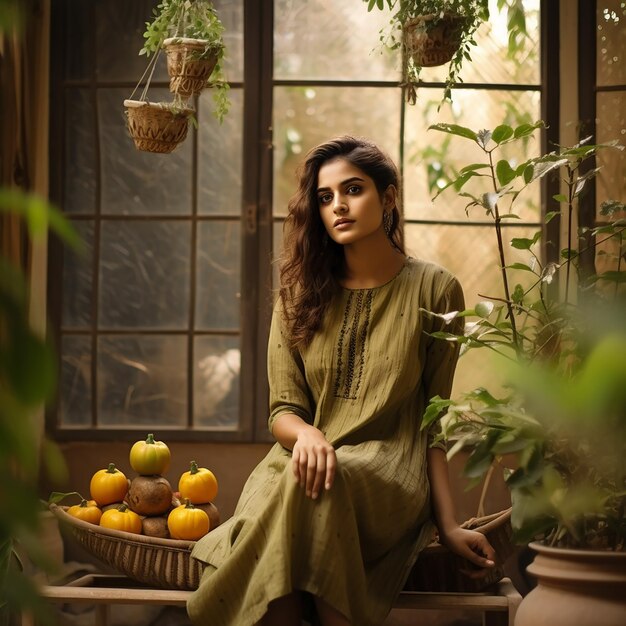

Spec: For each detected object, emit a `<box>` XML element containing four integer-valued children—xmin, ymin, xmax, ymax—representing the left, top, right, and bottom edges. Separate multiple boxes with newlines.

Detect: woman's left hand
<box><xmin>439</xmin><ymin>526</ymin><xmax>496</xmax><ymax>577</ymax></box>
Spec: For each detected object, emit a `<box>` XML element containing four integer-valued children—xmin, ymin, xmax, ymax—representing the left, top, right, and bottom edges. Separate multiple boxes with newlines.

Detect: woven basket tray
<box><xmin>52</xmin><ymin>504</ymin><xmax>513</xmax><ymax>593</ymax></box>
<box><xmin>50</xmin><ymin>504</ymin><xmax>203</xmax><ymax>590</ymax></box>
<box><xmin>404</xmin><ymin>508</ymin><xmax>515</xmax><ymax>593</ymax></box>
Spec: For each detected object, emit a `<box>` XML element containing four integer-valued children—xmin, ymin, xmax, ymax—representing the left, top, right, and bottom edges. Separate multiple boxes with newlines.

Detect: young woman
<box><xmin>188</xmin><ymin>136</ymin><xmax>496</xmax><ymax>626</ymax></box>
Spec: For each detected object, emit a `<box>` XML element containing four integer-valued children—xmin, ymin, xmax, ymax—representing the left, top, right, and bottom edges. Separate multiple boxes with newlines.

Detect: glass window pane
<box><xmin>60</xmin><ymin>335</ymin><xmax>92</xmax><ymax>427</ymax></box>
<box><xmin>419</xmin><ymin>0</ymin><xmax>541</xmax><ymax>86</ymax></box>
<box><xmin>196</xmin><ymin>221</ymin><xmax>241</xmax><ymax>329</ymax></box>
<box><xmin>215</xmin><ymin>0</ymin><xmax>244</xmax><ymax>83</ymax></box>
<box><xmin>194</xmin><ymin>335</ymin><xmax>240</xmax><ymax>429</ymax></box>
<box><xmin>63</xmin><ymin>220</ymin><xmax>94</xmax><ymax>329</ymax></box>
<box><xmin>403</xmin><ymin>90</ymin><xmax>542</xmax><ymax>223</ymax></box>
<box><xmin>597</xmin><ymin>1</ymin><xmax>626</xmax><ymax>87</ymax></box>
<box><xmin>273</xmin><ymin>86</ymin><xmax>401</xmax><ymax>217</ymax></box>
<box><xmin>99</xmin><ymin>88</ymin><xmax>193</xmax><ymax>216</ymax></box>
<box><xmin>596</xmin><ymin>91</ymin><xmax>626</xmax><ymax>210</ymax></box>
<box><xmin>98</xmin><ymin>335</ymin><xmax>187</xmax><ymax>427</ymax></box>
<box><xmin>198</xmin><ymin>89</ymin><xmax>243</xmax><ymax>215</ymax></box>
<box><xmin>65</xmin><ymin>89</ymin><xmax>96</xmax><ymax>215</ymax></box>
<box><xmin>274</xmin><ymin>0</ymin><xmax>397</xmax><ymax>81</ymax></box>
<box><xmin>96</xmin><ymin>0</ymin><xmax>168</xmax><ymax>83</ymax></box>
<box><xmin>99</xmin><ymin>221</ymin><xmax>191</xmax><ymax>329</ymax></box>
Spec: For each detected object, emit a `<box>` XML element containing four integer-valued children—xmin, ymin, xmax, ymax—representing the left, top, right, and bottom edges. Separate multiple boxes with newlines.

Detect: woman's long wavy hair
<box><xmin>279</xmin><ymin>136</ymin><xmax>404</xmax><ymax>348</ymax></box>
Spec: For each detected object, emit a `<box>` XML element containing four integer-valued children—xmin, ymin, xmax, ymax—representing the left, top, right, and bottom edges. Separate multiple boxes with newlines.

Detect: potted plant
<box><xmin>140</xmin><ymin>0</ymin><xmax>229</xmax><ymax>113</ymax></box>
<box><xmin>124</xmin><ymin>0</ymin><xmax>229</xmax><ymax>154</ymax></box>
<box><xmin>363</xmin><ymin>0</ymin><xmax>489</xmax><ymax>103</ymax></box>
<box><xmin>124</xmin><ymin>98</ymin><xmax>195</xmax><ymax>154</ymax></box>
<box><xmin>419</xmin><ymin>121</ymin><xmax>625</xmax><ymax>624</ymax></box>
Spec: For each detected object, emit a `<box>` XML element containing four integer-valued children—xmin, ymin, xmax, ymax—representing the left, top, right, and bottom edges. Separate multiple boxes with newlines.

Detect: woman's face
<box><xmin>316</xmin><ymin>157</ymin><xmax>395</xmax><ymax>247</ymax></box>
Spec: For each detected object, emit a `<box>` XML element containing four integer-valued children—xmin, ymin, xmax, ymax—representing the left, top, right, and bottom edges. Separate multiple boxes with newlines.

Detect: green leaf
<box><xmin>513</xmin><ymin>121</ymin><xmax>544</xmax><ymax>139</ymax></box>
<box><xmin>428</xmin><ymin>123</ymin><xmax>477</xmax><ymax>142</ymax></box>
<box><xmin>464</xmin><ymin>430</ymin><xmax>500</xmax><ymax>478</ymax></box>
<box><xmin>492</xmin><ymin>124</ymin><xmax>514</xmax><ymax>144</ymax></box>
<box><xmin>496</xmin><ymin>159</ymin><xmax>516</xmax><ymax>186</ymax></box>
<box><xmin>459</xmin><ymin>163</ymin><xmax>490</xmax><ymax>174</ymax></box>
<box><xmin>510</xmin><ymin>234</ymin><xmax>539</xmax><ymax>250</ymax></box>
<box><xmin>552</xmin><ymin>194</ymin><xmax>568</xmax><ymax>203</ymax></box>
<box><xmin>544</xmin><ymin>210</ymin><xmax>560</xmax><ymax>223</ymax></box>
<box><xmin>48</xmin><ymin>491</ymin><xmax>83</xmax><ymax>505</ymax></box>
<box><xmin>512</xmin><ymin>284</ymin><xmax>524</xmax><ymax>304</ymax></box>
<box><xmin>469</xmin><ymin>387</ymin><xmax>503</xmax><ymax>406</ymax></box>
<box><xmin>422</xmin><ymin>398</ymin><xmax>454</xmax><ymax>428</ymax></box>
<box><xmin>506</xmin><ymin>262</ymin><xmax>536</xmax><ymax>273</ymax></box>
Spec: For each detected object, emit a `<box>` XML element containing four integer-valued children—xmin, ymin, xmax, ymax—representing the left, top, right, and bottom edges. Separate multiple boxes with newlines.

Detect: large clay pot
<box><xmin>515</xmin><ymin>541</ymin><xmax>626</xmax><ymax>626</ymax></box>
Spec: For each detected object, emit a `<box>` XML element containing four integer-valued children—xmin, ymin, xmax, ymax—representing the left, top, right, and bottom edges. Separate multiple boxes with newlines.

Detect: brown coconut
<box><xmin>142</xmin><ymin>515</ymin><xmax>170</xmax><ymax>538</ymax></box>
<box><xmin>127</xmin><ymin>475</ymin><xmax>173</xmax><ymax>516</ymax></box>
<box><xmin>194</xmin><ymin>501</ymin><xmax>221</xmax><ymax>530</ymax></box>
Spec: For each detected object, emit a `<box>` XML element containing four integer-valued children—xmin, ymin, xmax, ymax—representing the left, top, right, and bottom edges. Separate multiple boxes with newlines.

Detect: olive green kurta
<box><xmin>188</xmin><ymin>257</ymin><xmax>464</xmax><ymax>626</ymax></box>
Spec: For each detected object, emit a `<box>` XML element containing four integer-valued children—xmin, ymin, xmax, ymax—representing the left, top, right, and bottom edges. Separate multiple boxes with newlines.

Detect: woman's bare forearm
<box><xmin>426</xmin><ymin>447</ymin><xmax>459</xmax><ymax>535</ymax></box>
<box><xmin>271</xmin><ymin>412</ymin><xmax>318</xmax><ymax>450</ymax></box>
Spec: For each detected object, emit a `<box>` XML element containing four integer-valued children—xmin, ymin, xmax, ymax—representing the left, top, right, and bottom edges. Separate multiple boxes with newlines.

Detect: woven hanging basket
<box><xmin>124</xmin><ymin>99</ymin><xmax>193</xmax><ymax>154</ymax></box>
<box><xmin>52</xmin><ymin>503</ymin><xmax>514</xmax><ymax>593</ymax></box>
<box><xmin>163</xmin><ymin>37</ymin><xmax>220</xmax><ymax>99</ymax></box>
<box><xmin>404</xmin><ymin>13</ymin><xmax>469</xmax><ymax>68</ymax></box>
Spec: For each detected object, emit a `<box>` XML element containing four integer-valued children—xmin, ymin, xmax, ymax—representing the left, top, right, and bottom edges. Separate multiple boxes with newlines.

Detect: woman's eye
<box><xmin>318</xmin><ymin>194</ymin><xmax>332</xmax><ymax>204</ymax></box>
<box><xmin>347</xmin><ymin>185</ymin><xmax>361</xmax><ymax>194</ymax></box>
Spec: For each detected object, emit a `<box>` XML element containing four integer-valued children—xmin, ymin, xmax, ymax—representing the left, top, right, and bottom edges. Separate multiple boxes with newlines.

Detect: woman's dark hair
<box><xmin>279</xmin><ymin>135</ymin><xmax>404</xmax><ymax>347</ymax></box>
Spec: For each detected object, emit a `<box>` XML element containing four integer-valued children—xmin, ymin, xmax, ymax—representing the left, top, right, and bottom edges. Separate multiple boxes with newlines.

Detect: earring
<box><xmin>383</xmin><ymin>210</ymin><xmax>393</xmax><ymax>236</ymax></box>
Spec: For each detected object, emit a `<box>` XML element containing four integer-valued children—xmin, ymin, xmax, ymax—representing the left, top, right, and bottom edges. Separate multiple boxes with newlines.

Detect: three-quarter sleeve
<box><xmin>423</xmin><ymin>276</ymin><xmax>465</xmax><ymax>450</ymax></box>
<box><xmin>267</xmin><ymin>303</ymin><xmax>313</xmax><ymax>433</ymax></box>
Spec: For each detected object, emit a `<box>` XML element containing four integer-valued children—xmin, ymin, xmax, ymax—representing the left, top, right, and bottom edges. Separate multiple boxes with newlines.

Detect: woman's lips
<box><xmin>333</xmin><ymin>219</ymin><xmax>354</xmax><ymax>229</ymax></box>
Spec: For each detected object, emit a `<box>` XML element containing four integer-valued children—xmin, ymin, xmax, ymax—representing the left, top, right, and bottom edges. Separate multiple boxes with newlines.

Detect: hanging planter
<box><xmin>123</xmin><ymin>1</ymin><xmax>229</xmax><ymax>154</ymax></box>
<box><xmin>403</xmin><ymin>13</ymin><xmax>469</xmax><ymax>68</ymax></box>
<box><xmin>140</xmin><ymin>0</ymin><xmax>229</xmax><ymax>121</ymax></box>
<box><xmin>363</xmin><ymin>0</ymin><xmax>489</xmax><ymax>105</ymax></box>
<box><xmin>124</xmin><ymin>99</ymin><xmax>194</xmax><ymax>154</ymax></box>
<box><xmin>163</xmin><ymin>37</ymin><xmax>221</xmax><ymax>99</ymax></box>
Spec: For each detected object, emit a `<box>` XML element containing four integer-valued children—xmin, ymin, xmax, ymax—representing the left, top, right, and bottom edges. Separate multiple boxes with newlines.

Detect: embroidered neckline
<box><xmin>341</xmin><ymin>257</ymin><xmax>411</xmax><ymax>292</ymax></box>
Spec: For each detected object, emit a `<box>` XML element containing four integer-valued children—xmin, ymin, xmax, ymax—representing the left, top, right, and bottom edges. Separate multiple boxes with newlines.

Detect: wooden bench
<box><xmin>23</xmin><ymin>574</ymin><xmax>521</xmax><ymax>626</ymax></box>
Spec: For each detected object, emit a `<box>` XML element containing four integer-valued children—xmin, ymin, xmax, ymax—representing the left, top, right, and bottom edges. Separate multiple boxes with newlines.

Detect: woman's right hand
<box><xmin>291</xmin><ymin>425</ymin><xmax>337</xmax><ymax>499</ymax></box>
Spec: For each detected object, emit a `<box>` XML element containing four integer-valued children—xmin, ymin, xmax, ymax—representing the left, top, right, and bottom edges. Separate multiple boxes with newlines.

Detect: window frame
<box><xmin>47</xmin><ymin>0</ymin><xmax>556</xmax><ymax>443</ymax></box>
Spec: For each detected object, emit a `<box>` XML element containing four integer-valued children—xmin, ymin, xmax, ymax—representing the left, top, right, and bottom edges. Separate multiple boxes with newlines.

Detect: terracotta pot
<box><xmin>123</xmin><ymin>99</ymin><xmax>193</xmax><ymax>154</ymax></box>
<box><xmin>163</xmin><ymin>37</ymin><xmax>220</xmax><ymax>99</ymax></box>
<box><xmin>403</xmin><ymin>13</ymin><xmax>468</xmax><ymax>67</ymax></box>
<box><xmin>515</xmin><ymin>541</ymin><xmax>626</xmax><ymax>626</ymax></box>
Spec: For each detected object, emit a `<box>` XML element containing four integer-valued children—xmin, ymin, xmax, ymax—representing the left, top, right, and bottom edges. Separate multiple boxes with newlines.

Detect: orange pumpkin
<box><xmin>178</xmin><ymin>461</ymin><xmax>218</xmax><ymax>504</ymax></box>
<box><xmin>90</xmin><ymin>463</ymin><xmax>128</xmax><ymax>506</ymax></box>
<box><xmin>167</xmin><ymin>499</ymin><xmax>210</xmax><ymax>540</ymax></box>
<box><xmin>100</xmin><ymin>504</ymin><xmax>142</xmax><ymax>534</ymax></box>
<box><xmin>67</xmin><ymin>499</ymin><xmax>102</xmax><ymax>525</ymax></box>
